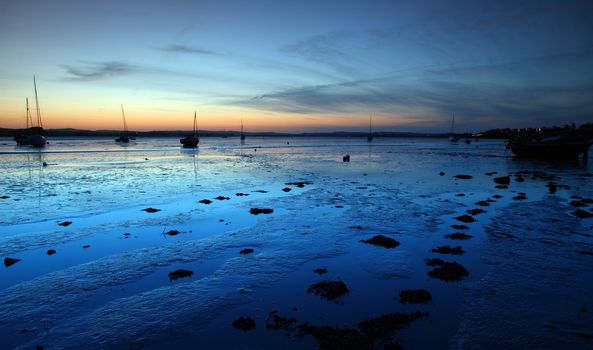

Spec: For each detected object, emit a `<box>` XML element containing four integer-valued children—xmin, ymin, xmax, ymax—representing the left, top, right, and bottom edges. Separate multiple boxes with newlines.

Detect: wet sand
<box><xmin>0</xmin><ymin>137</ymin><xmax>592</xmax><ymax>349</ymax></box>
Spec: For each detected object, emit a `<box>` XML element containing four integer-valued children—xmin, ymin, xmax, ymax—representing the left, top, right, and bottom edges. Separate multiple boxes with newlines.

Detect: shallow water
<box><xmin>1</xmin><ymin>136</ymin><xmax>592</xmax><ymax>349</ymax></box>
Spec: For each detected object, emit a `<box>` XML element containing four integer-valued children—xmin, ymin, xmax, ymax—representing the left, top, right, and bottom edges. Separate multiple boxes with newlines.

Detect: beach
<box><xmin>1</xmin><ymin>137</ymin><xmax>592</xmax><ymax>349</ymax></box>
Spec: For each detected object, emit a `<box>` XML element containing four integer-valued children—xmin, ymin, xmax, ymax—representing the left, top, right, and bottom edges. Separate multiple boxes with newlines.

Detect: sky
<box><xmin>0</xmin><ymin>0</ymin><xmax>592</xmax><ymax>133</ymax></box>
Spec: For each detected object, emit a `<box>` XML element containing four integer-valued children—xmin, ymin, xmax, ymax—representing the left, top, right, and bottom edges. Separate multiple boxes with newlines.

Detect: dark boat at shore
<box><xmin>508</xmin><ymin>135</ymin><xmax>593</xmax><ymax>160</ymax></box>
<box><xmin>14</xmin><ymin>77</ymin><xmax>47</xmax><ymax>147</ymax></box>
<box><xmin>180</xmin><ymin>112</ymin><xmax>199</xmax><ymax>148</ymax></box>
<box><xmin>115</xmin><ymin>104</ymin><xmax>131</xmax><ymax>143</ymax></box>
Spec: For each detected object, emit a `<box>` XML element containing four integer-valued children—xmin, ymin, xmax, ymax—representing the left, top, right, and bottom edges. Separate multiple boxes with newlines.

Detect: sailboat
<box><xmin>115</xmin><ymin>104</ymin><xmax>130</xmax><ymax>143</ymax></box>
<box><xmin>448</xmin><ymin>113</ymin><xmax>459</xmax><ymax>143</ymax></box>
<box><xmin>367</xmin><ymin>115</ymin><xmax>373</xmax><ymax>142</ymax></box>
<box><xmin>14</xmin><ymin>98</ymin><xmax>35</xmax><ymax>145</ymax></box>
<box><xmin>240</xmin><ymin>118</ymin><xmax>245</xmax><ymax>141</ymax></box>
<box><xmin>180</xmin><ymin>111</ymin><xmax>200</xmax><ymax>148</ymax></box>
<box><xmin>25</xmin><ymin>76</ymin><xmax>47</xmax><ymax>147</ymax></box>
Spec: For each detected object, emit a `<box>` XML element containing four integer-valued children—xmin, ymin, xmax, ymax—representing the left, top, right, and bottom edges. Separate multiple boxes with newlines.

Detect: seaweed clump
<box><xmin>425</xmin><ymin>258</ymin><xmax>469</xmax><ymax>282</ymax></box>
<box><xmin>198</xmin><ymin>199</ymin><xmax>212</xmax><ymax>204</ymax></box>
<box><xmin>142</xmin><ymin>207</ymin><xmax>161</xmax><ymax>213</ymax></box>
<box><xmin>432</xmin><ymin>245</ymin><xmax>464</xmax><ymax>255</ymax></box>
<box><xmin>313</xmin><ymin>268</ymin><xmax>328</xmax><ymax>275</ymax></box>
<box><xmin>240</xmin><ymin>248</ymin><xmax>254</xmax><ymax>255</ymax></box>
<box><xmin>4</xmin><ymin>257</ymin><xmax>20</xmax><ymax>267</ymax></box>
<box><xmin>266</xmin><ymin>311</ymin><xmax>297</xmax><ymax>331</ymax></box>
<box><xmin>168</xmin><ymin>269</ymin><xmax>193</xmax><ymax>281</ymax></box>
<box><xmin>445</xmin><ymin>232</ymin><xmax>473</xmax><ymax>240</ymax></box>
<box><xmin>232</xmin><ymin>317</ymin><xmax>256</xmax><ymax>331</ymax></box>
<box><xmin>307</xmin><ymin>281</ymin><xmax>349</xmax><ymax>301</ymax></box>
<box><xmin>454</xmin><ymin>215</ymin><xmax>476</xmax><ymax>223</ymax></box>
<box><xmin>250</xmin><ymin>208</ymin><xmax>273</xmax><ymax>215</ymax></box>
<box><xmin>360</xmin><ymin>235</ymin><xmax>400</xmax><ymax>248</ymax></box>
<box><xmin>398</xmin><ymin>289</ymin><xmax>432</xmax><ymax>304</ymax></box>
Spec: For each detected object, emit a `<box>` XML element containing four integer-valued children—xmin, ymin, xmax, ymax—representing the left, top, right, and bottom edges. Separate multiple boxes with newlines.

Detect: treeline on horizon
<box><xmin>1</xmin><ymin>122</ymin><xmax>592</xmax><ymax>139</ymax></box>
<box><xmin>479</xmin><ymin>122</ymin><xmax>593</xmax><ymax>139</ymax></box>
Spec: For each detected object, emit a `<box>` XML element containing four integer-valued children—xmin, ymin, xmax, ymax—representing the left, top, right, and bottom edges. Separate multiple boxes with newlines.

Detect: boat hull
<box><xmin>180</xmin><ymin>136</ymin><xmax>199</xmax><ymax>148</ymax></box>
<box><xmin>509</xmin><ymin>140</ymin><xmax>592</xmax><ymax>159</ymax></box>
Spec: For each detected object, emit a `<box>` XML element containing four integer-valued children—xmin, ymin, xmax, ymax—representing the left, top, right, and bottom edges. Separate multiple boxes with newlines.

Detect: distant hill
<box><xmin>0</xmin><ymin>128</ymin><xmax>451</xmax><ymax>138</ymax></box>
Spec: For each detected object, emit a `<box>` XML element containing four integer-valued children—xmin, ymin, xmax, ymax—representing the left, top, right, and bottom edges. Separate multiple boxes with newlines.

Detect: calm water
<box><xmin>1</xmin><ymin>136</ymin><xmax>592</xmax><ymax>349</ymax></box>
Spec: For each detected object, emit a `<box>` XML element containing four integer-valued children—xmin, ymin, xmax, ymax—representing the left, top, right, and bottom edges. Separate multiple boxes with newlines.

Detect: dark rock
<box><xmin>573</xmin><ymin>209</ymin><xmax>593</xmax><ymax>219</ymax></box>
<box><xmin>513</xmin><ymin>195</ymin><xmax>527</xmax><ymax>201</ymax></box>
<box><xmin>432</xmin><ymin>245</ymin><xmax>464</xmax><ymax>255</ymax></box>
<box><xmin>495</xmin><ymin>185</ymin><xmax>509</xmax><ymax>189</ymax></box>
<box><xmin>581</xmin><ymin>198</ymin><xmax>593</xmax><ymax>204</ymax></box>
<box><xmin>253</xmin><ymin>190</ymin><xmax>268</xmax><ymax>193</ymax></box>
<box><xmin>164</xmin><ymin>230</ymin><xmax>180</xmax><ymax>236</ymax></box>
<box><xmin>358</xmin><ymin>311</ymin><xmax>428</xmax><ymax>339</ymax></box>
<box><xmin>515</xmin><ymin>175</ymin><xmax>525</xmax><ymax>182</ymax></box>
<box><xmin>361</xmin><ymin>235</ymin><xmax>400</xmax><ymax>248</ymax></box>
<box><xmin>266</xmin><ymin>311</ymin><xmax>297</xmax><ymax>331</ymax></box>
<box><xmin>492</xmin><ymin>194</ymin><xmax>503</xmax><ymax>199</ymax></box>
<box><xmin>313</xmin><ymin>268</ymin><xmax>328</xmax><ymax>275</ymax></box>
<box><xmin>0</xmin><ymin>196</ymin><xmax>10</xmax><ymax>199</ymax></box>
<box><xmin>445</xmin><ymin>233</ymin><xmax>473</xmax><ymax>240</ymax></box>
<box><xmin>456</xmin><ymin>193</ymin><xmax>465</xmax><ymax>197</ymax></box>
<box><xmin>232</xmin><ymin>317</ymin><xmax>256</xmax><ymax>332</ymax></box>
<box><xmin>467</xmin><ymin>208</ymin><xmax>486</xmax><ymax>215</ymax></box>
<box><xmin>439</xmin><ymin>171</ymin><xmax>445</xmax><ymax>176</ymax></box>
<box><xmin>343</xmin><ymin>155</ymin><xmax>350</xmax><ymax>162</ymax></box>
<box><xmin>58</xmin><ymin>221</ymin><xmax>72</xmax><ymax>227</ymax></box>
<box><xmin>286</xmin><ymin>181</ymin><xmax>312</xmax><ymax>188</ymax></box>
<box><xmin>307</xmin><ymin>281</ymin><xmax>349</xmax><ymax>301</ymax></box>
<box><xmin>4</xmin><ymin>257</ymin><xmax>20</xmax><ymax>267</ymax></box>
<box><xmin>142</xmin><ymin>207</ymin><xmax>161</xmax><ymax>213</ymax></box>
<box><xmin>250</xmin><ymin>208</ymin><xmax>273</xmax><ymax>215</ymax></box>
<box><xmin>570</xmin><ymin>200</ymin><xmax>588</xmax><ymax>207</ymax></box>
<box><xmin>282</xmin><ymin>187</ymin><xmax>292</xmax><ymax>192</ymax></box>
<box><xmin>485</xmin><ymin>171</ymin><xmax>497</xmax><ymax>176</ymax></box>
<box><xmin>451</xmin><ymin>224</ymin><xmax>469</xmax><ymax>230</ymax></box>
<box><xmin>215</xmin><ymin>196</ymin><xmax>230</xmax><ymax>200</ymax></box>
<box><xmin>425</xmin><ymin>258</ymin><xmax>469</xmax><ymax>282</ymax></box>
<box><xmin>82</xmin><ymin>245</ymin><xmax>90</xmax><ymax>248</ymax></box>
<box><xmin>235</xmin><ymin>193</ymin><xmax>250</xmax><ymax>196</ymax></box>
<box><xmin>168</xmin><ymin>269</ymin><xmax>193</xmax><ymax>281</ymax></box>
<box><xmin>302</xmin><ymin>325</ymin><xmax>372</xmax><ymax>350</ymax></box>
<box><xmin>198</xmin><ymin>199</ymin><xmax>212</xmax><ymax>204</ymax></box>
<box><xmin>42</xmin><ymin>162</ymin><xmax>48</xmax><ymax>167</ymax></box>
<box><xmin>454</xmin><ymin>214</ymin><xmax>476</xmax><ymax>223</ymax></box>
<box><xmin>349</xmin><ymin>225</ymin><xmax>363</xmax><ymax>230</ymax></box>
<box><xmin>493</xmin><ymin>176</ymin><xmax>511</xmax><ymax>185</ymax></box>
<box><xmin>475</xmin><ymin>200</ymin><xmax>490</xmax><ymax>207</ymax></box>
<box><xmin>47</xmin><ymin>249</ymin><xmax>56</xmax><ymax>255</ymax></box>
<box><xmin>240</xmin><ymin>248</ymin><xmax>254</xmax><ymax>255</ymax></box>
<box><xmin>454</xmin><ymin>174</ymin><xmax>472</xmax><ymax>180</ymax></box>
<box><xmin>398</xmin><ymin>289</ymin><xmax>432</xmax><ymax>304</ymax></box>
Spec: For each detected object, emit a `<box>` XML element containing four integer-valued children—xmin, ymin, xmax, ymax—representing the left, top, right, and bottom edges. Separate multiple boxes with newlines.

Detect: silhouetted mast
<box><xmin>193</xmin><ymin>111</ymin><xmax>197</xmax><ymax>137</ymax></box>
<box><xmin>33</xmin><ymin>75</ymin><xmax>42</xmax><ymax>128</ymax></box>
<box><xmin>121</xmin><ymin>104</ymin><xmax>128</xmax><ymax>134</ymax></box>
<box><xmin>25</xmin><ymin>98</ymin><xmax>33</xmax><ymax>129</ymax></box>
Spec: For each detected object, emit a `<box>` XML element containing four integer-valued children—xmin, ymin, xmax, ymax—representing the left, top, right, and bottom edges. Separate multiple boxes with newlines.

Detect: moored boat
<box><xmin>508</xmin><ymin>135</ymin><xmax>593</xmax><ymax>159</ymax></box>
<box><xmin>180</xmin><ymin>112</ymin><xmax>199</xmax><ymax>148</ymax></box>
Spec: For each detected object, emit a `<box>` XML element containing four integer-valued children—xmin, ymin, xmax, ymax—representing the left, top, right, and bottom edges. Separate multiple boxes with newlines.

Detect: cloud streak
<box><xmin>60</xmin><ymin>61</ymin><xmax>138</xmax><ymax>81</ymax></box>
<box><xmin>160</xmin><ymin>44</ymin><xmax>217</xmax><ymax>55</ymax></box>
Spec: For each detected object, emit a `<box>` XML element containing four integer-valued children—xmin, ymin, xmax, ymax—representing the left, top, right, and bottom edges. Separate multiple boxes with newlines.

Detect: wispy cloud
<box><xmin>160</xmin><ymin>44</ymin><xmax>217</xmax><ymax>55</ymax></box>
<box><xmin>60</xmin><ymin>61</ymin><xmax>138</xmax><ymax>81</ymax></box>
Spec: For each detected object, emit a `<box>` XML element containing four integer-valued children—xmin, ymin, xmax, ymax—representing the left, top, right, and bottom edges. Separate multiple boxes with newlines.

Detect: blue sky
<box><xmin>1</xmin><ymin>0</ymin><xmax>592</xmax><ymax>132</ymax></box>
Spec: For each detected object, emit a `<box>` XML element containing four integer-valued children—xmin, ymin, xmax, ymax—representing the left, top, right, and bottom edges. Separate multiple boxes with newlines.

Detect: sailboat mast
<box><xmin>193</xmin><ymin>111</ymin><xmax>197</xmax><ymax>137</ymax></box>
<box><xmin>121</xmin><ymin>104</ymin><xmax>128</xmax><ymax>134</ymax></box>
<box><xmin>26</xmin><ymin>98</ymin><xmax>32</xmax><ymax>129</ymax></box>
<box><xmin>33</xmin><ymin>75</ymin><xmax>42</xmax><ymax>128</ymax></box>
<box><xmin>369</xmin><ymin>115</ymin><xmax>372</xmax><ymax>134</ymax></box>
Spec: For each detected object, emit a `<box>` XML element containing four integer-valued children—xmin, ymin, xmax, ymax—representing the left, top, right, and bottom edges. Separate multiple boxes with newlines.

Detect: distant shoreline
<box><xmin>0</xmin><ymin>128</ymin><xmax>460</xmax><ymax>139</ymax></box>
